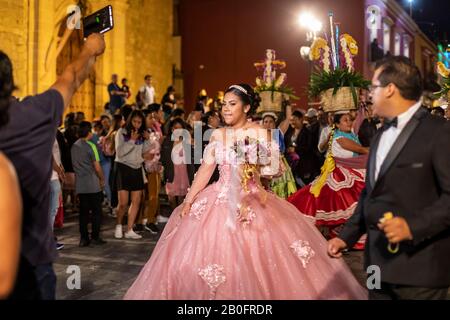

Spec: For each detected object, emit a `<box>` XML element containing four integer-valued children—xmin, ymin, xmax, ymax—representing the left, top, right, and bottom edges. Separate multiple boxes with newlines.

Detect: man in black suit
<box><xmin>328</xmin><ymin>56</ymin><xmax>450</xmax><ymax>300</ymax></box>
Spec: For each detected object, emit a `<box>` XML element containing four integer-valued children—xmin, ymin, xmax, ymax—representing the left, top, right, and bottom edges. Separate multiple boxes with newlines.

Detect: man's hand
<box><xmin>327</xmin><ymin>238</ymin><xmax>348</xmax><ymax>258</ymax></box>
<box><xmin>84</xmin><ymin>33</ymin><xmax>105</xmax><ymax>57</ymax></box>
<box><xmin>378</xmin><ymin>217</ymin><xmax>413</xmax><ymax>244</ymax></box>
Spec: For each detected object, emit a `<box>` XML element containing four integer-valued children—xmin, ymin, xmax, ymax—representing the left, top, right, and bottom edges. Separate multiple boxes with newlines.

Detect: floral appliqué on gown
<box><xmin>124</xmin><ymin>139</ymin><xmax>367</xmax><ymax>300</ymax></box>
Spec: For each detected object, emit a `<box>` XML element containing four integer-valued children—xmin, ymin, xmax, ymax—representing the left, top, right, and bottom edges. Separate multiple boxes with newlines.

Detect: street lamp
<box><xmin>298</xmin><ymin>12</ymin><xmax>322</xmax><ymax>41</ymax></box>
<box><xmin>408</xmin><ymin>0</ymin><xmax>413</xmax><ymax>18</ymax></box>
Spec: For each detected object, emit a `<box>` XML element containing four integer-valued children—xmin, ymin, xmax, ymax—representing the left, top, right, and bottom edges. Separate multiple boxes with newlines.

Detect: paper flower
<box><xmin>256</xmin><ymin>77</ymin><xmax>263</xmax><ymax>87</ymax></box>
<box><xmin>274</xmin><ymin>73</ymin><xmax>287</xmax><ymax>88</ymax></box>
<box><xmin>310</xmin><ymin>37</ymin><xmax>331</xmax><ymax>73</ymax></box>
<box><xmin>437</xmin><ymin>62</ymin><xmax>450</xmax><ymax>78</ymax></box>
<box><xmin>340</xmin><ymin>34</ymin><xmax>358</xmax><ymax>72</ymax></box>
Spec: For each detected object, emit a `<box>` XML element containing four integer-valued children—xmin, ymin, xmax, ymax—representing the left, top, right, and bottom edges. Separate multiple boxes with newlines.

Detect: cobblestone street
<box><xmin>54</xmin><ymin>204</ymin><xmax>368</xmax><ymax>300</ymax></box>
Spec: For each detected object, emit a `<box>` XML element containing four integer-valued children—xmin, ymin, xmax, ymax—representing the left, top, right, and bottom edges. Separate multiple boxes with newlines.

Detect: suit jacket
<box><xmin>358</xmin><ymin>118</ymin><xmax>379</xmax><ymax>147</ymax></box>
<box><xmin>340</xmin><ymin>107</ymin><xmax>450</xmax><ymax>288</ymax></box>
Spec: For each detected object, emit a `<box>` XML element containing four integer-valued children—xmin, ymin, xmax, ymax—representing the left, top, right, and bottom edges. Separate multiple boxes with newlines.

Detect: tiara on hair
<box><xmin>262</xmin><ymin>112</ymin><xmax>278</xmax><ymax>121</ymax></box>
<box><xmin>229</xmin><ymin>85</ymin><xmax>248</xmax><ymax>95</ymax></box>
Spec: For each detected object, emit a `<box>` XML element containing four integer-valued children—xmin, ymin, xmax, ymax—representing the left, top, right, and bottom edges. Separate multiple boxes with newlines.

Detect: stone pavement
<box><xmin>54</xmin><ymin>203</ymin><xmax>368</xmax><ymax>300</ymax></box>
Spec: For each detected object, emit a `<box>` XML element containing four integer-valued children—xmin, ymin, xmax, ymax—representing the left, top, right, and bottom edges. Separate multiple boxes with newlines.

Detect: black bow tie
<box><xmin>382</xmin><ymin>117</ymin><xmax>398</xmax><ymax>130</ymax></box>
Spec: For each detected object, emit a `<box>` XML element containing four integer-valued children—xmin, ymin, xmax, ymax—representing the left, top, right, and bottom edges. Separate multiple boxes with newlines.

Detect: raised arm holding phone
<box><xmin>0</xmin><ymin>32</ymin><xmax>105</xmax><ymax>300</ymax></box>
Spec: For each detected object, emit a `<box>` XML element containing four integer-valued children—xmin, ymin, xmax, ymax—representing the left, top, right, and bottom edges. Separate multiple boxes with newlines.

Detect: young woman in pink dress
<box><xmin>124</xmin><ymin>84</ymin><xmax>367</xmax><ymax>300</ymax></box>
<box><xmin>161</xmin><ymin>118</ymin><xmax>193</xmax><ymax>211</ymax></box>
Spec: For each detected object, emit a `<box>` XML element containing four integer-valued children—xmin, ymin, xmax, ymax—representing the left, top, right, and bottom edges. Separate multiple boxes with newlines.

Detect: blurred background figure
<box><xmin>161</xmin><ymin>86</ymin><xmax>177</xmax><ymax>117</ymax></box>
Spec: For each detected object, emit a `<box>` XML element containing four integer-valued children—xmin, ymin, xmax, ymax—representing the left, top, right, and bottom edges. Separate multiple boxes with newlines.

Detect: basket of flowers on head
<box><xmin>254</xmin><ymin>49</ymin><xmax>298</xmax><ymax>115</ymax></box>
<box><xmin>307</xmin><ymin>16</ymin><xmax>370</xmax><ymax>112</ymax></box>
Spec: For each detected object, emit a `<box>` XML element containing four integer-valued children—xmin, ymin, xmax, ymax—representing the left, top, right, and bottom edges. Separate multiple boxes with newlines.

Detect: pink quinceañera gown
<box><xmin>124</xmin><ymin>138</ymin><xmax>367</xmax><ymax>300</ymax></box>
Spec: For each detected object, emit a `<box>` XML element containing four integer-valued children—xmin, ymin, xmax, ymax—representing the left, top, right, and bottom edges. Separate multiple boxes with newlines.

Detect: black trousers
<box><xmin>79</xmin><ymin>192</ymin><xmax>103</xmax><ymax>240</ymax></box>
<box><xmin>369</xmin><ymin>282</ymin><xmax>449</xmax><ymax>300</ymax></box>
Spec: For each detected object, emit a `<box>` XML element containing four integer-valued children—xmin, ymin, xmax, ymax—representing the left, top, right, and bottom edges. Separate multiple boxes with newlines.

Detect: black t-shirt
<box><xmin>0</xmin><ymin>89</ymin><xmax>64</xmax><ymax>266</ymax></box>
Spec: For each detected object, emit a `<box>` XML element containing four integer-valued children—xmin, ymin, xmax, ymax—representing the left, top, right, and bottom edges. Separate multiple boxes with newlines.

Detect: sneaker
<box><xmin>91</xmin><ymin>238</ymin><xmax>107</xmax><ymax>245</ymax></box>
<box><xmin>56</xmin><ymin>243</ymin><xmax>64</xmax><ymax>250</ymax></box>
<box><xmin>124</xmin><ymin>230</ymin><xmax>142</xmax><ymax>240</ymax></box>
<box><xmin>144</xmin><ymin>223</ymin><xmax>159</xmax><ymax>234</ymax></box>
<box><xmin>156</xmin><ymin>215</ymin><xmax>169</xmax><ymax>223</ymax></box>
<box><xmin>114</xmin><ymin>224</ymin><xmax>123</xmax><ymax>239</ymax></box>
<box><xmin>79</xmin><ymin>239</ymin><xmax>90</xmax><ymax>247</ymax></box>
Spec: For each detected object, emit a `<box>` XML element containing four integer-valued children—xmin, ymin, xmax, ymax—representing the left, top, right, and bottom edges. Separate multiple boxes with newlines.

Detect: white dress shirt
<box><xmin>375</xmin><ymin>101</ymin><xmax>422</xmax><ymax>181</ymax></box>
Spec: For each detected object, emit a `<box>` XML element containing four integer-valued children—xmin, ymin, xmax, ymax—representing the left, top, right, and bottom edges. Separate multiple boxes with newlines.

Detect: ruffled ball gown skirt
<box><xmin>288</xmin><ymin>164</ymin><xmax>366</xmax><ymax>249</ymax></box>
<box><xmin>268</xmin><ymin>156</ymin><xmax>297</xmax><ymax>198</ymax></box>
<box><xmin>124</xmin><ymin>162</ymin><xmax>367</xmax><ymax>300</ymax></box>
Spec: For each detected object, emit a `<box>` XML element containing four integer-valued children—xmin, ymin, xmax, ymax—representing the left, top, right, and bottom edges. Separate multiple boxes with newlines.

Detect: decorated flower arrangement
<box><xmin>231</xmin><ymin>137</ymin><xmax>271</xmax><ymax>192</ymax></box>
<box><xmin>307</xmin><ymin>13</ymin><xmax>370</xmax><ymax>111</ymax></box>
<box><xmin>253</xmin><ymin>49</ymin><xmax>298</xmax><ymax>110</ymax></box>
<box><xmin>232</xmin><ymin>137</ymin><xmax>271</xmax><ymax>166</ymax></box>
<box><xmin>436</xmin><ymin>61</ymin><xmax>450</xmax><ymax>100</ymax></box>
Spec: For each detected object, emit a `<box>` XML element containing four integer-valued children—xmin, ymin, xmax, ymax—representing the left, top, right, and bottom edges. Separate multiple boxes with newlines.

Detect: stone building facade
<box><xmin>0</xmin><ymin>0</ymin><xmax>177</xmax><ymax>120</ymax></box>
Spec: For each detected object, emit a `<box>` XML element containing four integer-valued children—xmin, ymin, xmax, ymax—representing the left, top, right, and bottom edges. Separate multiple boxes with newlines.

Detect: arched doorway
<box><xmin>56</xmin><ymin>25</ymin><xmax>96</xmax><ymax>121</ymax></box>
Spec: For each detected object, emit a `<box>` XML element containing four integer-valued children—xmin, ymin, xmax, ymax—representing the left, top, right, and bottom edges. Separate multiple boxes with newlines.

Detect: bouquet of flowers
<box><xmin>231</xmin><ymin>137</ymin><xmax>271</xmax><ymax>192</ymax></box>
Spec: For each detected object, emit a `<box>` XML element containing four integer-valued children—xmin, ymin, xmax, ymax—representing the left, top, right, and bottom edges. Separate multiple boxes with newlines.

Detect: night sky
<box><xmin>395</xmin><ymin>0</ymin><xmax>450</xmax><ymax>44</ymax></box>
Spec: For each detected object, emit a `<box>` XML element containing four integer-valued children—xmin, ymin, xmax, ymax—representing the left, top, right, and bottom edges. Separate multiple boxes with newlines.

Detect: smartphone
<box><xmin>82</xmin><ymin>5</ymin><xmax>114</xmax><ymax>38</ymax></box>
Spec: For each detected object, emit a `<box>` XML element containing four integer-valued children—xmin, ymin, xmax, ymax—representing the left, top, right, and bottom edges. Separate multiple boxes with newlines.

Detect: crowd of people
<box><xmin>0</xmin><ymin>32</ymin><xmax>449</xmax><ymax>300</ymax></box>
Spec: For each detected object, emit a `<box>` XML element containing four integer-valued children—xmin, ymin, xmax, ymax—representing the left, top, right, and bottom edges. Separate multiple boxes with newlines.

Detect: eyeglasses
<box><xmin>368</xmin><ymin>84</ymin><xmax>387</xmax><ymax>92</ymax></box>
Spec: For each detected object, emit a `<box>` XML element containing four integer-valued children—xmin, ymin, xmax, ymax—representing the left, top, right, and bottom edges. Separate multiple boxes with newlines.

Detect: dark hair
<box><xmin>169</xmin><ymin>118</ymin><xmax>186</xmax><ymax>131</ymax></box>
<box><xmin>431</xmin><ymin>107</ymin><xmax>445</xmax><ymax>116</ymax></box>
<box><xmin>0</xmin><ymin>51</ymin><xmax>16</xmax><ymax>128</ymax></box>
<box><xmin>78</xmin><ymin>121</ymin><xmax>92</xmax><ymax>138</ymax></box>
<box><xmin>122</xmin><ymin>78</ymin><xmax>127</xmax><ymax>83</ymax></box>
<box><xmin>292</xmin><ymin>110</ymin><xmax>304</xmax><ymax>119</ymax></box>
<box><xmin>375</xmin><ymin>56</ymin><xmax>423</xmax><ymax>101</ymax></box>
<box><xmin>333</xmin><ymin>113</ymin><xmax>348</xmax><ymax>125</ymax></box>
<box><xmin>262</xmin><ymin>114</ymin><xmax>277</xmax><ymax>123</ymax></box>
<box><xmin>108</xmin><ymin>114</ymin><xmax>123</xmax><ymax>135</ymax></box>
<box><xmin>148</xmin><ymin>103</ymin><xmax>162</xmax><ymax>113</ymax></box>
<box><xmin>124</xmin><ymin>110</ymin><xmax>146</xmax><ymax>136</ymax></box>
<box><xmin>100</xmin><ymin>114</ymin><xmax>111</xmax><ymax>121</ymax></box>
<box><xmin>171</xmin><ymin>108</ymin><xmax>185</xmax><ymax>119</ymax></box>
<box><xmin>224</xmin><ymin>83</ymin><xmax>260</xmax><ymax>115</ymax></box>
<box><xmin>202</xmin><ymin>111</ymin><xmax>218</xmax><ymax>124</ymax></box>
<box><xmin>93</xmin><ymin>121</ymin><xmax>103</xmax><ymax>129</ymax></box>
<box><xmin>144</xmin><ymin>74</ymin><xmax>152</xmax><ymax>80</ymax></box>
<box><xmin>166</xmin><ymin>86</ymin><xmax>175</xmax><ymax>93</ymax></box>
<box><xmin>194</xmin><ymin>101</ymin><xmax>204</xmax><ymax>111</ymax></box>
<box><xmin>64</xmin><ymin>112</ymin><xmax>76</xmax><ymax>128</ymax></box>
<box><xmin>121</xmin><ymin>104</ymin><xmax>133</xmax><ymax>123</ymax></box>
